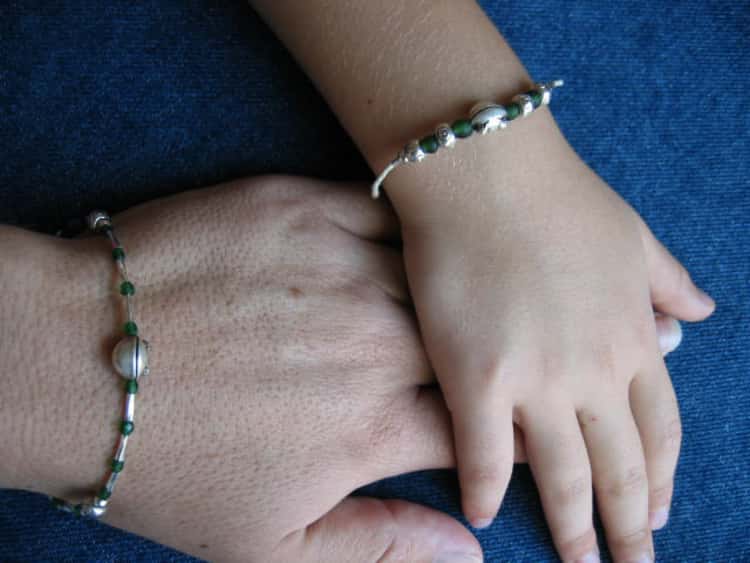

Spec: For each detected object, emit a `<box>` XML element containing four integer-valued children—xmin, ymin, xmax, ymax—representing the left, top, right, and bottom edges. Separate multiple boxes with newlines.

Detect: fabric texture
<box><xmin>1</xmin><ymin>1</ymin><xmax>748</xmax><ymax>561</ymax></box>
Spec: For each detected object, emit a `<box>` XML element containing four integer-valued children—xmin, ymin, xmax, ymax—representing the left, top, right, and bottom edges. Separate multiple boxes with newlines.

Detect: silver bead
<box><xmin>470</xmin><ymin>101</ymin><xmax>508</xmax><ymax>135</ymax></box>
<box><xmin>435</xmin><ymin>123</ymin><xmax>456</xmax><ymax>148</ymax></box>
<box><xmin>512</xmin><ymin>94</ymin><xmax>534</xmax><ymax>117</ymax></box>
<box><xmin>86</xmin><ymin>210</ymin><xmax>112</xmax><ymax>233</ymax></box>
<box><xmin>536</xmin><ymin>84</ymin><xmax>552</xmax><ymax>106</ymax></box>
<box><xmin>535</xmin><ymin>79</ymin><xmax>564</xmax><ymax>106</ymax></box>
<box><xmin>79</xmin><ymin>503</ymin><xmax>107</xmax><ymax>518</ymax></box>
<box><xmin>401</xmin><ymin>140</ymin><xmax>425</xmax><ymax>163</ymax></box>
<box><xmin>112</xmin><ymin>335</ymin><xmax>149</xmax><ymax>380</ymax></box>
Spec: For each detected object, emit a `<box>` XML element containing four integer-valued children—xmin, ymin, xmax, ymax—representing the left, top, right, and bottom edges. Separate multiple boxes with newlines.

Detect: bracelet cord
<box><xmin>371</xmin><ymin>79</ymin><xmax>564</xmax><ymax>199</ymax></box>
<box><xmin>50</xmin><ymin>211</ymin><xmax>150</xmax><ymax>519</ymax></box>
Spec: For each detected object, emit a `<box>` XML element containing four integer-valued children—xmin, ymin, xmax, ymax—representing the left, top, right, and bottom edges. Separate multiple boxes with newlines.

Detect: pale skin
<box><xmin>248</xmin><ymin>2</ymin><xmax>716</xmax><ymax>562</ymax></box>
<box><xmin>0</xmin><ymin>3</ymin><xmax>711</xmax><ymax>562</ymax></box>
<box><xmin>1</xmin><ymin>177</ymin><xmax>684</xmax><ymax>563</ymax></box>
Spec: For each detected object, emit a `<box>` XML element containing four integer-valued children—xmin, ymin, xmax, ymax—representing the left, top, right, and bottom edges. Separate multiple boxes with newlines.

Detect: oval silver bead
<box><xmin>512</xmin><ymin>94</ymin><xmax>534</xmax><ymax>117</ymax></box>
<box><xmin>401</xmin><ymin>139</ymin><xmax>425</xmax><ymax>163</ymax></box>
<box><xmin>470</xmin><ymin>102</ymin><xmax>508</xmax><ymax>135</ymax></box>
<box><xmin>112</xmin><ymin>335</ymin><xmax>149</xmax><ymax>380</ymax></box>
<box><xmin>435</xmin><ymin>123</ymin><xmax>456</xmax><ymax>148</ymax></box>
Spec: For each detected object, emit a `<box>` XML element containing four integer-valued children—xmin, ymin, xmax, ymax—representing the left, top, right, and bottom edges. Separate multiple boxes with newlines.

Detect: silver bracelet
<box><xmin>370</xmin><ymin>79</ymin><xmax>564</xmax><ymax>199</ymax></box>
<box><xmin>50</xmin><ymin>211</ymin><xmax>150</xmax><ymax>518</ymax></box>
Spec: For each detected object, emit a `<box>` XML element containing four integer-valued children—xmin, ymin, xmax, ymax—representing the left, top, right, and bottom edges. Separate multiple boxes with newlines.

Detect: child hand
<box><xmin>389</xmin><ymin>110</ymin><xmax>714</xmax><ymax>562</ymax></box>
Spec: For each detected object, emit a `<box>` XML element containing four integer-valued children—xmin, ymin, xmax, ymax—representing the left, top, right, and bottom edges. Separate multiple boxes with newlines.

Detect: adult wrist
<box><xmin>0</xmin><ymin>227</ymin><xmax>120</xmax><ymax>502</ymax></box>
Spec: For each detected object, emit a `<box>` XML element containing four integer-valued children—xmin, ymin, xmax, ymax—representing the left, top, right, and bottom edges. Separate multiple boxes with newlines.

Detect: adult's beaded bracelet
<box><xmin>50</xmin><ymin>211</ymin><xmax>150</xmax><ymax>518</ymax></box>
<box><xmin>371</xmin><ymin>79</ymin><xmax>564</xmax><ymax>199</ymax></box>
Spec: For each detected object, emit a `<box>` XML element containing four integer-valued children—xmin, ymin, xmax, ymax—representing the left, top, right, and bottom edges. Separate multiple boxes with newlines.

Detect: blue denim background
<box><xmin>1</xmin><ymin>1</ymin><xmax>748</xmax><ymax>561</ymax></box>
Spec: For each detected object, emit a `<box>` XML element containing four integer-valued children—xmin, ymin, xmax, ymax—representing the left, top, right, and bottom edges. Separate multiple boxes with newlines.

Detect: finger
<box><xmin>449</xmin><ymin>391</ymin><xmax>514</xmax><ymax>529</ymax></box>
<box><xmin>520</xmin><ymin>403</ymin><xmax>599</xmax><ymax>563</ymax></box>
<box><xmin>654</xmin><ymin>313</ymin><xmax>682</xmax><ymax>356</ymax></box>
<box><xmin>638</xmin><ymin>220</ymin><xmax>715</xmax><ymax>321</ymax></box>
<box><xmin>580</xmin><ymin>401</ymin><xmax>654</xmax><ymax>562</ymax></box>
<box><xmin>318</xmin><ymin>180</ymin><xmax>401</xmax><ymax>242</ymax></box>
<box><xmin>368</xmin><ymin>387</ymin><xmax>527</xmax><ymax>484</ymax></box>
<box><xmin>629</xmin><ymin>359</ymin><xmax>682</xmax><ymax>531</ymax></box>
<box><xmin>281</xmin><ymin>496</ymin><xmax>483</xmax><ymax>563</ymax></box>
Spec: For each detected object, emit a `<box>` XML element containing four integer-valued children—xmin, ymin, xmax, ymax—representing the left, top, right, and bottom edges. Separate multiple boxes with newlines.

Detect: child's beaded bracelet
<box><xmin>50</xmin><ymin>211</ymin><xmax>150</xmax><ymax>518</ymax></box>
<box><xmin>371</xmin><ymin>79</ymin><xmax>564</xmax><ymax>199</ymax></box>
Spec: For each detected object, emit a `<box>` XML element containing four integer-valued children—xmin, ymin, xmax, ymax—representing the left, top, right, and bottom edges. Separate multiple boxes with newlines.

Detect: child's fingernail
<box><xmin>650</xmin><ymin>506</ymin><xmax>670</xmax><ymax>530</ymax></box>
<box><xmin>633</xmin><ymin>554</ymin><xmax>653</xmax><ymax>563</ymax></box>
<box><xmin>469</xmin><ymin>517</ymin><xmax>493</xmax><ymax>529</ymax></box>
<box><xmin>697</xmin><ymin>288</ymin><xmax>715</xmax><ymax>310</ymax></box>
<box><xmin>658</xmin><ymin>317</ymin><xmax>682</xmax><ymax>355</ymax></box>
<box><xmin>574</xmin><ymin>550</ymin><xmax>600</xmax><ymax>563</ymax></box>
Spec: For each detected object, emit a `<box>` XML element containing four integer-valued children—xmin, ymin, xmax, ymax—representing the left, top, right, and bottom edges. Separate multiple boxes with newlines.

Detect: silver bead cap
<box><xmin>511</xmin><ymin>94</ymin><xmax>534</xmax><ymax>117</ymax></box>
<box><xmin>401</xmin><ymin>139</ymin><xmax>426</xmax><ymax>163</ymax></box>
<box><xmin>435</xmin><ymin>123</ymin><xmax>456</xmax><ymax>148</ymax></box>
<box><xmin>86</xmin><ymin>210</ymin><xmax>112</xmax><ymax>233</ymax></box>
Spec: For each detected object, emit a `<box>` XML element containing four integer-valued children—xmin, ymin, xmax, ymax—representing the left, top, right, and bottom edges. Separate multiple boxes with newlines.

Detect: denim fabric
<box><xmin>1</xmin><ymin>1</ymin><xmax>748</xmax><ymax>561</ymax></box>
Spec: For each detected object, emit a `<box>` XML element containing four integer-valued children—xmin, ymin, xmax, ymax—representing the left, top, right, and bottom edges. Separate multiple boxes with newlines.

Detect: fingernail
<box><xmin>697</xmin><ymin>288</ymin><xmax>715</xmax><ymax>310</ymax></box>
<box><xmin>433</xmin><ymin>552</ymin><xmax>483</xmax><ymax>563</ymax></box>
<box><xmin>650</xmin><ymin>506</ymin><xmax>670</xmax><ymax>530</ymax></box>
<box><xmin>574</xmin><ymin>550</ymin><xmax>600</xmax><ymax>563</ymax></box>
<box><xmin>658</xmin><ymin>317</ymin><xmax>682</xmax><ymax>355</ymax></box>
<box><xmin>469</xmin><ymin>517</ymin><xmax>493</xmax><ymax>529</ymax></box>
<box><xmin>633</xmin><ymin>554</ymin><xmax>653</xmax><ymax>563</ymax></box>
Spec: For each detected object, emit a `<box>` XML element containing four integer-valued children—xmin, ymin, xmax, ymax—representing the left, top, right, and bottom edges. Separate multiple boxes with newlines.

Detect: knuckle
<box><xmin>609</xmin><ymin>525</ymin><xmax>651</xmax><ymax>552</ymax></box>
<box><xmin>462</xmin><ymin>461</ymin><xmax>512</xmax><ymax>489</ymax></box>
<box><xmin>551</xmin><ymin>473</ymin><xmax>591</xmax><ymax>506</ymax></box>
<box><xmin>649</xmin><ymin>483</ymin><xmax>673</xmax><ymax>507</ymax></box>
<box><xmin>338</xmin><ymin>274</ymin><xmax>390</xmax><ymax>305</ymax></box>
<box><xmin>557</xmin><ymin>528</ymin><xmax>598</xmax><ymax>562</ymax></box>
<box><xmin>286</xmin><ymin>203</ymin><xmax>328</xmax><ymax>236</ymax></box>
<box><xmin>589</xmin><ymin>339</ymin><xmax>621</xmax><ymax>381</ymax></box>
<box><xmin>474</xmin><ymin>354</ymin><xmax>511</xmax><ymax>392</ymax></box>
<box><xmin>601</xmin><ymin>465</ymin><xmax>649</xmax><ymax>499</ymax></box>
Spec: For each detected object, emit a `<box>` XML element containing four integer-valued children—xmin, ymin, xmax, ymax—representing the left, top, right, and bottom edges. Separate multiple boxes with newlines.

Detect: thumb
<box><xmin>288</xmin><ymin>497</ymin><xmax>483</xmax><ymax>563</ymax></box>
<box><xmin>638</xmin><ymin>220</ymin><xmax>715</xmax><ymax>321</ymax></box>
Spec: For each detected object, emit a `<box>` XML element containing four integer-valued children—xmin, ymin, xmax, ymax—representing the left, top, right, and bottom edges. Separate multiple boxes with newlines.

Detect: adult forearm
<box><xmin>0</xmin><ymin>226</ymin><xmax>115</xmax><ymax>496</ymax></box>
<box><xmin>248</xmin><ymin>0</ymin><xmax>547</xmax><ymax>211</ymax></box>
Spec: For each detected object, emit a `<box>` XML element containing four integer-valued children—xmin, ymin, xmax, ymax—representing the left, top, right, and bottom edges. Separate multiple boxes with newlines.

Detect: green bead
<box><xmin>451</xmin><ymin>119</ymin><xmax>474</xmax><ymax>138</ymax></box>
<box><xmin>73</xmin><ymin>504</ymin><xmax>83</xmax><ymax>516</ymax></box>
<box><xmin>97</xmin><ymin>487</ymin><xmax>112</xmax><ymax>500</ymax></box>
<box><xmin>120</xmin><ymin>281</ymin><xmax>135</xmax><ymax>296</ymax></box>
<box><xmin>505</xmin><ymin>103</ymin><xmax>521</xmax><ymax>120</ymax></box>
<box><xmin>123</xmin><ymin>321</ymin><xmax>138</xmax><ymax>336</ymax></box>
<box><xmin>120</xmin><ymin>420</ymin><xmax>134</xmax><ymax>435</ymax></box>
<box><xmin>111</xmin><ymin>459</ymin><xmax>125</xmax><ymax>472</ymax></box>
<box><xmin>125</xmin><ymin>379</ymin><xmax>138</xmax><ymax>394</ymax></box>
<box><xmin>50</xmin><ymin>496</ymin><xmax>66</xmax><ymax>508</ymax></box>
<box><xmin>419</xmin><ymin>135</ymin><xmax>439</xmax><ymax>154</ymax></box>
<box><xmin>112</xmin><ymin>247</ymin><xmax>125</xmax><ymax>261</ymax></box>
<box><xmin>528</xmin><ymin>90</ymin><xmax>543</xmax><ymax>108</ymax></box>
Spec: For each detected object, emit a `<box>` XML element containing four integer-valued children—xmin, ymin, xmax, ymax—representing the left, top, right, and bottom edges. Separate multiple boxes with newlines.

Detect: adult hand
<box><xmin>1</xmin><ymin>176</ymin><xmax>493</xmax><ymax>562</ymax></box>
<box><xmin>0</xmin><ymin>175</ymin><xmax>682</xmax><ymax>562</ymax></box>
